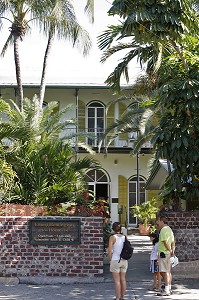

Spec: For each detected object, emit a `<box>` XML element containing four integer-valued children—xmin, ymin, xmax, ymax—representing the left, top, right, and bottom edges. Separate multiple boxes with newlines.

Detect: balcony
<box><xmin>63</xmin><ymin>127</ymin><xmax>152</xmax><ymax>150</ymax></box>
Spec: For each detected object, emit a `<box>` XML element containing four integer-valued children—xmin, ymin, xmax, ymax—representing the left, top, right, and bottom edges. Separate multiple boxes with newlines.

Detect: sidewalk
<box><xmin>0</xmin><ymin>234</ymin><xmax>198</xmax><ymax>299</ymax></box>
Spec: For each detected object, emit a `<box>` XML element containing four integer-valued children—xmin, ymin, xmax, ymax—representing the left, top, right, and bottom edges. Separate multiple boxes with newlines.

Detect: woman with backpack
<box><xmin>108</xmin><ymin>222</ymin><xmax>128</xmax><ymax>300</ymax></box>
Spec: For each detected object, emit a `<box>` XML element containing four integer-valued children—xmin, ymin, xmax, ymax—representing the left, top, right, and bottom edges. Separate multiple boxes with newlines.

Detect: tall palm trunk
<box><xmin>14</xmin><ymin>35</ymin><xmax>23</xmax><ymax>111</ymax></box>
<box><xmin>39</xmin><ymin>30</ymin><xmax>55</xmax><ymax>108</ymax></box>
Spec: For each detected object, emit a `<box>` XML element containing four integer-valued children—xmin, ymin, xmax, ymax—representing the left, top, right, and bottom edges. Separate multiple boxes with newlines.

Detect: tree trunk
<box><xmin>14</xmin><ymin>35</ymin><xmax>23</xmax><ymax>111</ymax></box>
<box><xmin>39</xmin><ymin>30</ymin><xmax>54</xmax><ymax>108</ymax></box>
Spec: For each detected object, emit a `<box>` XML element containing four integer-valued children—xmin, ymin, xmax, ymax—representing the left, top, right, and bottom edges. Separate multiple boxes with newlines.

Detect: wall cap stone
<box><xmin>0</xmin><ymin>277</ymin><xmax>19</xmax><ymax>285</ymax></box>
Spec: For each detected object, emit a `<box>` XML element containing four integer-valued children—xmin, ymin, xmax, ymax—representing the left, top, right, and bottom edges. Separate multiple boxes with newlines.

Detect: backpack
<box><xmin>119</xmin><ymin>236</ymin><xmax>134</xmax><ymax>262</ymax></box>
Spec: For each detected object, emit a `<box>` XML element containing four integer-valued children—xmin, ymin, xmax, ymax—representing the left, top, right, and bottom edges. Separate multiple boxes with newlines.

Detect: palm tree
<box><xmin>0</xmin><ymin>0</ymin><xmax>49</xmax><ymax>111</ymax></box>
<box><xmin>0</xmin><ymin>96</ymin><xmax>99</xmax><ymax>205</ymax></box>
<box><xmin>0</xmin><ymin>0</ymin><xmax>94</xmax><ymax>110</ymax></box>
<box><xmin>38</xmin><ymin>0</ymin><xmax>93</xmax><ymax>107</ymax></box>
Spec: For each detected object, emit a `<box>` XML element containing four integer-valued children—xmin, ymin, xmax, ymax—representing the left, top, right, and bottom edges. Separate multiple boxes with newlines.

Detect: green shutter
<box><xmin>78</xmin><ymin>100</ymin><xmax>86</xmax><ymax>143</ymax></box>
<box><xmin>118</xmin><ymin>175</ymin><xmax>128</xmax><ymax>226</ymax></box>
<box><xmin>107</xmin><ymin>103</ymin><xmax>115</xmax><ymax>146</ymax></box>
<box><xmin>119</xmin><ymin>102</ymin><xmax>128</xmax><ymax>140</ymax></box>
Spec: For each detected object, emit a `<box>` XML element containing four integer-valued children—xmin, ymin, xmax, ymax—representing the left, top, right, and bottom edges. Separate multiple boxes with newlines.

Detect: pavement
<box><xmin>0</xmin><ymin>234</ymin><xmax>198</xmax><ymax>300</ymax></box>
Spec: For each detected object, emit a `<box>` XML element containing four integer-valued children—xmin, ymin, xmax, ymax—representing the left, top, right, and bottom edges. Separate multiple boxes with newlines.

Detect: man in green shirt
<box><xmin>156</xmin><ymin>215</ymin><xmax>175</xmax><ymax>296</ymax></box>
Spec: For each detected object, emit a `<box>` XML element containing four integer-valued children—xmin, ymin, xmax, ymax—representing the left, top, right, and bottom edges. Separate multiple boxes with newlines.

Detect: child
<box><xmin>149</xmin><ymin>232</ymin><xmax>161</xmax><ymax>292</ymax></box>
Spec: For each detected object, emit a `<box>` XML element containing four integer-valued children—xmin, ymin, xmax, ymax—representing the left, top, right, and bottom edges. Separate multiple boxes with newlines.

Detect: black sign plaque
<box><xmin>29</xmin><ymin>219</ymin><xmax>81</xmax><ymax>245</ymax></box>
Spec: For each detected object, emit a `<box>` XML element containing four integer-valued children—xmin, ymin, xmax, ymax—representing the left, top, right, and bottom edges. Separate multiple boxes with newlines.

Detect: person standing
<box><xmin>108</xmin><ymin>222</ymin><xmax>128</xmax><ymax>300</ymax></box>
<box><xmin>149</xmin><ymin>232</ymin><xmax>161</xmax><ymax>292</ymax></box>
<box><xmin>156</xmin><ymin>215</ymin><xmax>175</xmax><ymax>296</ymax></box>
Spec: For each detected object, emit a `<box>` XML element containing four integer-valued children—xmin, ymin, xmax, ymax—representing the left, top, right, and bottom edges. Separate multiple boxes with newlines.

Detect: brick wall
<box><xmin>0</xmin><ymin>216</ymin><xmax>104</xmax><ymax>284</ymax></box>
<box><xmin>166</xmin><ymin>212</ymin><xmax>199</xmax><ymax>279</ymax></box>
<box><xmin>166</xmin><ymin>211</ymin><xmax>199</xmax><ymax>262</ymax></box>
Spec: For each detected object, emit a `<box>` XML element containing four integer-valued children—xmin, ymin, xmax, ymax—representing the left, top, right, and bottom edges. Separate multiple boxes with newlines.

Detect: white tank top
<box><xmin>111</xmin><ymin>234</ymin><xmax>125</xmax><ymax>261</ymax></box>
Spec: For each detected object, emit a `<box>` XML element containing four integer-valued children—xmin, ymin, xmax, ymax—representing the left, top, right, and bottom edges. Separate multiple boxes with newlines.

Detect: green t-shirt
<box><xmin>158</xmin><ymin>225</ymin><xmax>174</xmax><ymax>254</ymax></box>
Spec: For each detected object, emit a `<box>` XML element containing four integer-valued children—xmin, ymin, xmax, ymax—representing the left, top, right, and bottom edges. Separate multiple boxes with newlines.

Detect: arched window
<box><xmin>87</xmin><ymin>102</ymin><xmax>105</xmax><ymax>146</ymax></box>
<box><xmin>128</xmin><ymin>175</ymin><xmax>146</xmax><ymax>225</ymax></box>
<box><xmin>85</xmin><ymin>169</ymin><xmax>110</xmax><ymax>201</ymax></box>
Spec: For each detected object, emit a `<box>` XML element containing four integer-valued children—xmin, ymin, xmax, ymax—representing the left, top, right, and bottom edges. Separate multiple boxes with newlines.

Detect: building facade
<box><xmin>0</xmin><ymin>84</ymin><xmax>158</xmax><ymax>226</ymax></box>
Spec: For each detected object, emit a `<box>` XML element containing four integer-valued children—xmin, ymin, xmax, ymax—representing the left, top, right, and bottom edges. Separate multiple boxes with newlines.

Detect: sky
<box><xmin>0</xmin><ymin>0</ymin><xmax>142</xmax><ymax>86</ymax></box>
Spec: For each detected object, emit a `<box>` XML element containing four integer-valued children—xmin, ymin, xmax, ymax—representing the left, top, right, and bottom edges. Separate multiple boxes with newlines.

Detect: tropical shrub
<box><xmin>131</xmin><ymin>198</ymin><xmax>159</xmax><ymax>228</ymax></box>
<box><xmin>0</xmin><ymin>97</ymin><xmax>99</xmax><ymax>208</ymax></box>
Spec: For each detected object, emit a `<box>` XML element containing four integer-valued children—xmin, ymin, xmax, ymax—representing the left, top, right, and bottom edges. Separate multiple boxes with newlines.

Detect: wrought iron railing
<box><xmin>64</xmin><ymin>127</ymin><xmax>152</xmax><ymax>148</ymax></box>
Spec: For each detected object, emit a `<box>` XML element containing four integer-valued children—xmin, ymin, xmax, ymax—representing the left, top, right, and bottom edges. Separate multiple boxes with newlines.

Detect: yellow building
<box><xmin>0</xmin><ymin>84</ymin><xmax>156</xmax><ymax>226</ymax></box>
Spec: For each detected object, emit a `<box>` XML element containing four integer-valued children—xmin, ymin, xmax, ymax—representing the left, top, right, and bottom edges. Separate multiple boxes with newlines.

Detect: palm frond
<box><xmin>132</xmin><ymin>133</ymin><xmax>154</xmax><ymax>154</ymax></box>
<box><xmin>40</xmin><ymin>0</ymin><xmax>92</xmax><ymax>56</ymax></box>
<box><xmin>71</xmin><ymin>156</ymin><xmax>100</xmax><ymax>171</ymax></box>
<box><xmin>105</xmin><ymin>95</ymin><xmax>137</xmax><ymax>113</ymax></box>
<box><xmin>98</xmin><ymin>24</ymin><xmax>125</xmax><ymax>50</ymax></box>
<box><xmin>100</xmin><ymin>42</ymin><xmax>135</xmax><ymax>63</ymax></box>
<box><xmin>1</xmin><ymin>33</ymin><xmax>13</xmax><ymax>57</ymax></box>
<box><xmin>84</xmin><ymin>0</ymin><xmax>94</xmax><ymax>23</ymax></box>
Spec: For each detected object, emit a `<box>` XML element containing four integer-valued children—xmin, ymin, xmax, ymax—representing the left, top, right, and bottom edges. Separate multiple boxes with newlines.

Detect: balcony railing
<box><xmin>63</xmin><ymin>127</ymin><xmax>152</xmax><ymax>149</ymax></box>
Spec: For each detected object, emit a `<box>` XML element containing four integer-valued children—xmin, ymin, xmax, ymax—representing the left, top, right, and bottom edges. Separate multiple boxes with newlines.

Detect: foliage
<box><xmin>152</xmin><ymin>37</ymin><xmax>199</xmax><ymax>201</ymax></box>
<box><xmin>61</xmin><ymin>197</ymin><xmax>110</xmax><ymax>218</ymax></box>
<box><xmin>99</xmin><ymin>0</ymin><xmax>199</xmax><ymax>203</ymax></box>
<box><xmin>98</xmin><ymin>0</ymin><xmax>198</xmax><ymax>91</ymax></box>
<box><xmin>103</xmin><ymin>219</ymin><xmax>112</xmax><ymax>253</ymax></box>
<box><xmin>0</xmin><ymin>97</ymin><xmax>99</xmax><ymax>207</ymax></box>
<box><xmin>0</xmin><ymin>147</ymin><xmax>16</xmax><ymax>200</ymax></box>
<box><xmin>131</xmin><ymin>198</ymin><xmax>159</xmax><ymax>228</ymax></box>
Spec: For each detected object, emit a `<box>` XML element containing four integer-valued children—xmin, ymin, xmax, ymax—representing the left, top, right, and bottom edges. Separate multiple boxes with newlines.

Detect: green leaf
<box><xmin>182</xmin><ymin>136</ymin><xmax>189</xmax><ymax>148</ymax></box>
<box><xmin>176</xmin><ymin>139</ymin><xmax>182</xmax><ymax>148</ymax></box>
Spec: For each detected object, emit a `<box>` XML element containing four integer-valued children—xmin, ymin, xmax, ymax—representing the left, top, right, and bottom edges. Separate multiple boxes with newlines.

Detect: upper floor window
<box><xmin>87</xmin><ymin>101</ymin><xmax>105</xmax><ymax>146</ymax></box>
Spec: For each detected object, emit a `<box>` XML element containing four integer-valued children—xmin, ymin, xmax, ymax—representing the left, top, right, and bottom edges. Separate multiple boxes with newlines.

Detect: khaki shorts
<box><xmin>159</xmin><ymin>254</ymin><xmax>171</xmax><ymax>273</ymax></box>
<box><xmin>110</xmin><ymin>259</ymin><xmax>128</xmax><ymax>273</ymax></box>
